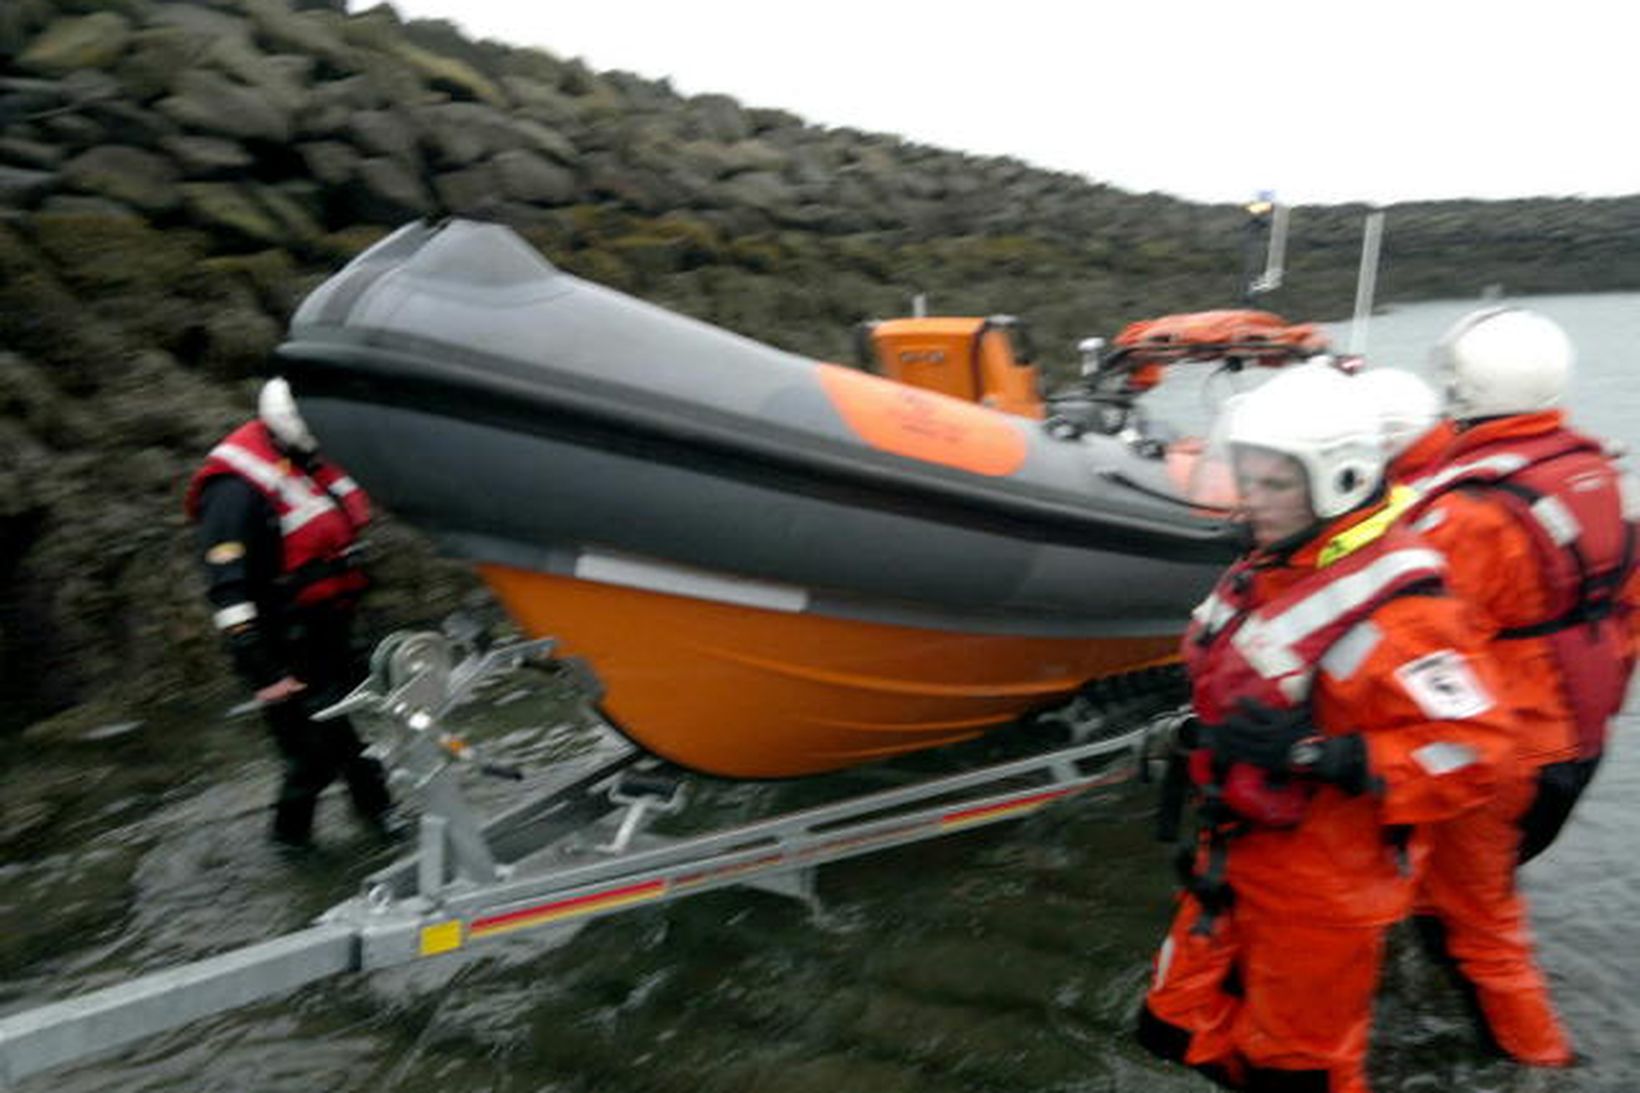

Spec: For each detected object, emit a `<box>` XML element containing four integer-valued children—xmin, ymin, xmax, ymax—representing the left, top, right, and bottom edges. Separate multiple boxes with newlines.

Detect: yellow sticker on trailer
<box><xmin>419</xmin><ymin>920</ymin><xmax>463</xmax><ymax>957</ymax></box>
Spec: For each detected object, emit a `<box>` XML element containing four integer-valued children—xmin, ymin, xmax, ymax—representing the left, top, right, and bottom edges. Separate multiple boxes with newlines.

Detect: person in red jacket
<box><xmin>185</xmin><ymin>378</ymin><xmax>394</xmax><ymax>849</ymax></box>
<box><xmin>1397</xmin><ymin>307</ymin><xmax>1639</xmax><ymax>1065</ymax></box>
<box><xmin>1137</xmin><ymin>364</ymin><xmax>1515</xmax><ymax>1093</ymax></box>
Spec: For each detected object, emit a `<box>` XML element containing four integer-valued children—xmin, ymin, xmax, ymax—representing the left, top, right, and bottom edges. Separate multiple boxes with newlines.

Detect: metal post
<box><xmin>1349</xmin><ymin>211</ymin><xmax>1386</xmax><ymax>356</ymax></box>
<box><xmin>1240</xmin><ymin>192</ymin><xmax>1276</xmax><ymax>305</ymax></box>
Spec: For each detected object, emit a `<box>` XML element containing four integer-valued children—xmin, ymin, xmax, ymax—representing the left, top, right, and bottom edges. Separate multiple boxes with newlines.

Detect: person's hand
<box><xmin>1205</xmin><ymin>699</ymin><xmax>1313</xmax><ymax>771</ymax></box>
<box><xmin>256</xmin><ymin>676</ymin><xmax>307</xmax><ymax>704</ymax></box>
<box><xmin>1201</xmin><ymin>700</ymin><xmax>1370</xmax><ymax>792</ymax></box>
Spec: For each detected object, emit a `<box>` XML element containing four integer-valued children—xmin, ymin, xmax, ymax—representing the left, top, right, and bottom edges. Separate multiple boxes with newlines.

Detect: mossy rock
<box><xmin>499</xmin><ymin>74</ymin><xmax>575</xmax><ymax>122</ymax></box>
<box><xmin>345</xmin><ymin>11</ymin><xmax>507</xmax><ymax>107</ymax></box>
<box><xmin>240</xmin><ymin>0</ymin><xmax>354</xmax><ymax>69</ymax></box>
<box><xmin>607</xmin><ymin>233</ymin><xmax>693</xmax><ymax>279</ymax></box>
<box><xmin>16</xmin><ymin>11</ymin><xmax>132</xmax><ymax>75</ymax></box>
<box><xmin>199</xmin><ymin>249</ymin><xmax>302</xmax><ymax>315</ymax></box>
<box><xmin>195</xmin><ymin>301</ymin><xmax>282</xmax><ymax>381</ymax></box>
<box><xmin>315</xmin><ymin>224</ymin><xmax>390</xmax><ymax>261</ymax></box>
<box><xmin>59</xmin><ymin>145</ymin><xmax>180</xmax><ymax>214</ymax></box>
<box><xmin>561</xmin><ymin>203</ymin><xmax>636</xmax><ymax>246</ymax></box>
<box><xmin>602</xmin><ymin>214</ymin><xmax>725</xmax><ymax>279</ymax></box>
<box><xmin>179</xmin><ymin>183</ymin><xmax>287</xmax><ymax>248</ymax></box>
<box><xmin>29</xmin><ymin>212</ymin><xmax>207</xmax><ymax>294</ymax></box>
<box><xmin>432</xmin><ymin>163</ymin><xmax>501</xmax><ymax>217</ymax></box>
<box><xmin>0</xmin><ymin>220</ymin><xmax>127</xmax><ymax>381</ymax></box>
<box><xmin>0</xmin><ymin>351</ymin><xmax>92</xmax><ymax>452</ymax></box>
<box><xmin>346</xmin><ymin>156</ymin><xmax>437</xmax><ymax>222</ymax></box>
<box><xmin>728</xmin><ymin>237</ymin><xmax>785</xmax><ymax>273</ymax></box>
<box><xmin>491</xmin><ymin>149</ymin><xmax>575</xmax><ymax>206</ymax></box>
<box><xmin>556</xmin><ymin>248</ymin><xmax>635</xmax><ymax>293</ymax></box>
<box><xmin>157</xmin><ymin>69</ymin><xmax>294</xmax><ymax>145</ymax></box>
<box><xmin>251</xmin><ymin>184</ymin><xmax>325</xmax><ymax>250</ymax></box>
<box><xmin>159</xmin><ymin>135</ymin><xmax>255</xmax><ymax>179</ymax></box>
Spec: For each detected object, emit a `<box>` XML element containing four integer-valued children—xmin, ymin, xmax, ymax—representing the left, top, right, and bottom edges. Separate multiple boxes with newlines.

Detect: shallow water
<box><xmin>4</xmin><ymin>293</ymin><xmax>1638</xmax><ymax>1092</ymax></box>
<box><xmin>5</xmin><ymin>686</ymin><xmax>1636</xmax><ymax>1093</ymax></box>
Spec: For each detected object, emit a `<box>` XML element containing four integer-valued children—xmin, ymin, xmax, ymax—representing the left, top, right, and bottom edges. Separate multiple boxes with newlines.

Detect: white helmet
<box><xmin>1355</xmin><ymin>368</ymin><xmax>1440</xmax><ymax>457</ymax></box>
<box><xmin>258</xmin><ymin>377</ymin><xmax>318</xmax><ymax>454</ymax></box>
<box><xmin>1433</xmin><ymin>307</ymin><xmax>1573</xmax><ymax>419</ymax></box>
<box><xmin>1226</xmin><ymin>363</ymin><xmax>1384</xmax><ymax>518</ymax></box>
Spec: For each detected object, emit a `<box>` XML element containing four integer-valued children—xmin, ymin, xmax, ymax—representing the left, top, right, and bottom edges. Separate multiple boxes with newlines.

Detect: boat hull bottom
<box><xmin>479</xmin><ymin>564</ymin><xmax>1182</xmax><ymax>778</ymax></box>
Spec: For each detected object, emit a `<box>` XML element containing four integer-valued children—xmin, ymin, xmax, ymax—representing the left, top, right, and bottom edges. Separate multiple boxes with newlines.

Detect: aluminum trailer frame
<box><xmin>0</xmin><ymin>631</ymin><xmax>1182</xmax><ymax>1088</ymax></box>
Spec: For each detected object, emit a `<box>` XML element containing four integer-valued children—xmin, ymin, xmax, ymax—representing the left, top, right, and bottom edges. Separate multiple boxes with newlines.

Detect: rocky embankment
<box><xmin>2</xmin><ymin>0</ymin><xmax>1638</xmax><ymax>735</ymax></box>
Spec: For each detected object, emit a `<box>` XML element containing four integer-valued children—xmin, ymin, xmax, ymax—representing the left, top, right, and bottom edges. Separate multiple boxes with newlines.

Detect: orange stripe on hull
<box><xmin>479</xmin><ymin>564</ymin><xmax>1180</xmax><ymax>778</ymax></box>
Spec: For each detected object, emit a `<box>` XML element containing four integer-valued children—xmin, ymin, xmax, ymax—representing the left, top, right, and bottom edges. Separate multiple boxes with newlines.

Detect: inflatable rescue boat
<box><xmin>278</xmin><ymin>219</ymin><xmax>1251</xmax><ymax>777</ymax></box>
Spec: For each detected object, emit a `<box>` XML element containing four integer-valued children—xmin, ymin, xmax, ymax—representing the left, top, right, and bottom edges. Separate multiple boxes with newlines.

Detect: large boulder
<box><xmin>296</xmin><ymin>140</ymin><xmax>361</xmax><ymax>187</ymax></box>
<box><xmin>347</xmin><ymin>108</ymin><xmax>421</xmax><ymax>163</ymax></box>
<box><xmin>395</xmin><ymin>42</ymin><xmax>507</xmax><ymax>107</ymax></box>
<box><xmin>15</xmin><ymin>11</ymin><xmax>132</xmax><ymax>76</ymax></box>
<box><xmin>200</xmin><ymin>36</ymin><xmax>314</xmax><ymax>116</ymax></box>
<box><xmin>178</xmin><ymin>182</ymin><xmax>287</xmax><ymax>248</ymax></box>
<box><xmin>81</xmin><ymin>98</ymin><xmax>182</xmax><ymax>150</ymax></box>
<box><xmin>149</xmin><ymin>3</ymin><xmax>251</xmax><ymax>41</ymax></box>
<box><xmin>115</xmin><ymin>26</ymin><xmax>215</xmax><ymax>103</ymax></box>
<box><xmin>161</xmin><ymin>135</ymin><xmax>255</xmax><ymax>179</ymax></box>
<box><xmin>239</xmin><ymin>0</ymin><xmax>354</xmax><ymax>70</ymax></box>
<box><xmin>299</xmin><ymin>75</ymin><xmax>387</xmax><ymax>138</ymax></box>
<box><xmin>156</xmin><ymin>69</ymin><xmax>294</xmax><ymax>144</ymax></box>
<box><xmin>432</xmin><ymin>162</ymin><xmax>502</xmax><ymax>217</ymax></box>
<box><xmin>59</xmin><ymin>146</ymin><xmax>179</xmax><ymax>214</ymax></box>
<box><xmin>252</xmin><ymin>184</ymin><xmax>324</xmax><ymax>249</ymax></box>
<box><xmin>500</xmin><ymin>75</ymin><xmax>577</xmax><ymax>126</ymax></box>
<box><xmin>412</xmin><ymin>102</ymin><xmax>578</xmax><ymax>170</ymax></box>
<box><xmin>345</xmin><ymin>156</ymin><xmax>437</xmax><ymax>222</ymax></box>
<box><xmin>492</xmin><ymin>149</ymin><xmax>577</xmax><ymax>207</ymax></box>
<box><xmin>509</xmin><ymin>117</ymin><xmax>577</xmax><ymax>165</ymax></box>
<box><xmin>414</xmin><ymin>102</ymin><xmax>492</xmax><ymax>168</ymax></box>
<box><xmin>341</xmin><ymin>9</ymin><xmax>506</xmax><ymax>107</ymax></box>
<box><xmin>689</xmin><ymin>94</ymin><xmax>751</xmax><ymax>143</ymax></box>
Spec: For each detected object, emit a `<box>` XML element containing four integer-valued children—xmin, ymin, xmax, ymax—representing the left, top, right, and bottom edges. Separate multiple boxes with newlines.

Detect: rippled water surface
<box><xmin>4</xmin><ymin>294</ymin><xmax>1638</xmax><ymax>1092</ymax></box>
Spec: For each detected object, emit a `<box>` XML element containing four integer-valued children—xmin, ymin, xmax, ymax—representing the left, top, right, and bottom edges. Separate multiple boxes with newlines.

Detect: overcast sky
<box><xmin>385</xmin><ymin>0</ymin><xmax>1637</xmax><ymax>208</ymax></box>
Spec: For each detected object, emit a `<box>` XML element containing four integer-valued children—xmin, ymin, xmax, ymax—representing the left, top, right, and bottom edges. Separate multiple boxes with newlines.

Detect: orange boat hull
<box><xmin>480</xmin><ymin>563</ymin><xmax>1181</xmax><ymax>778</ymax></box>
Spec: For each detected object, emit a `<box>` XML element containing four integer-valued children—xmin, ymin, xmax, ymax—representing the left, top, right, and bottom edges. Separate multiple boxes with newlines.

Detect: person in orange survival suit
<box><xmin>1392</xmin><ymin>308</ymin><xmax>1640</xmax><ymax>1066</ymax></box>
<box><xmin>185</xmin><ymin>378</ymin><xmax>395</xmax><ymax>849</ymax></box>
<box><xmin>1136</xmin><ymin>364</ymin><xmax>1515</xmax><ymax>1093</ymax></box>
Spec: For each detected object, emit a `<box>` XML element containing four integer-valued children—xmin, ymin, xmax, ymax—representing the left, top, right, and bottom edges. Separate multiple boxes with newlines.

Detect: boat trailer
<box><xmin>0</xmin><ymin>629</ymin><xmax>1186</xmax><ymax>1088</ymax></box>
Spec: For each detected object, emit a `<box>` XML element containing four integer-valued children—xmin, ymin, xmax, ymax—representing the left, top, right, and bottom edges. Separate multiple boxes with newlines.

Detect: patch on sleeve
<box><xmin>205</xmin><ymin>540</ymin><xmax>246</xmax><ymax>565</ymax></box>
<box><xmin>1393</xmin><ymin>649</ymin><xmax>1494</xmax><ymax>720</ymax></box>
<box><xmin>1411</xmin><ymin>741</ymin><xmax>1480</xmax><ymax>776</ymax></box>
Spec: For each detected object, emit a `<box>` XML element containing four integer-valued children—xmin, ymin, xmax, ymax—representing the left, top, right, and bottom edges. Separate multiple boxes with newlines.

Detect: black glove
<box><xmin>1288</xmin><ymin>733</ymin><xmax>1370</xmax><ymax>795</ymax></box>
<box><xmin>1205</xmin><ymin>699</ymin><xmax>1313</xmax><ymax>771</ymax></box>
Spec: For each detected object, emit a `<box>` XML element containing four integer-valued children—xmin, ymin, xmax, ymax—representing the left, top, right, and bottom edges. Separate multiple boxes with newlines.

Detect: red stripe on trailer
<box><xmin>469</xmin><ymin>878</ymin><xmax>668</xmax><ymax>938</ymax></box>
<box><xmin>940</xmin><ymin>786</ymin><xmax>1082</xmax><ymax>830</ymax></box>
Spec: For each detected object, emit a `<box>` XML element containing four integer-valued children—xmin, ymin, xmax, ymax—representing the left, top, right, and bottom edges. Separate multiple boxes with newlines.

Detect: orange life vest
<box><xmin>1410</xmin><ymin>427</ymin><xmax>1637</xmax><ymax>758</ymax></box>
<box><xmin>184</xmin><ymin>421</ymin><xmax>371</xmax><ymax>607</ymax></box>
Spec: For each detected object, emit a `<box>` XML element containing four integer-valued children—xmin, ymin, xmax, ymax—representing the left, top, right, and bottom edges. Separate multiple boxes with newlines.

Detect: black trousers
<box><xmin>257</xmin><ymin>606</ymin><xmax>391</xmax><ymax>845</ymax></box>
